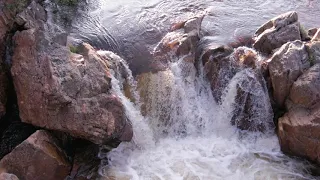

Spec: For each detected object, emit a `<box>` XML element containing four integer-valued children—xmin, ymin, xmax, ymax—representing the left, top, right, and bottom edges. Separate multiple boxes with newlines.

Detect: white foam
<box><xmin>100</xmin><ymin>52</ymin><xmax>314</xmax><ymax>180</ymax></box>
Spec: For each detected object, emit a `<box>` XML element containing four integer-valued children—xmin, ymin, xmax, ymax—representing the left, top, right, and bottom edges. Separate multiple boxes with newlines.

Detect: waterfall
<box><xmin>97</xmin><ymin>50</ymin><xmax>315</xmax><ymax>180</ymax></box>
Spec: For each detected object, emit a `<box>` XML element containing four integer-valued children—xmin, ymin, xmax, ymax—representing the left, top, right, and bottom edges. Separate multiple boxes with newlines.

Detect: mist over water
<box><xmin>67</xmin><ymin>0</ymin><xmax>320</xmax><ymax>179</ymax></box>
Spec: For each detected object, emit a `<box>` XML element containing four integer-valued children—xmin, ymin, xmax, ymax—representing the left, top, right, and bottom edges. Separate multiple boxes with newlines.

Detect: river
<box><xmin>70</xmin><ymin>0</ymin><xmax>320</xmax><ymax>179</ymax></box>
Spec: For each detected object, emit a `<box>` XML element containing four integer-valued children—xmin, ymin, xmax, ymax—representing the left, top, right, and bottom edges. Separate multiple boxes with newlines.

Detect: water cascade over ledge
<box><xmin>96</xmin><ymin>47</ymin><xmax>316</xmax><ymax>179</ymax></box>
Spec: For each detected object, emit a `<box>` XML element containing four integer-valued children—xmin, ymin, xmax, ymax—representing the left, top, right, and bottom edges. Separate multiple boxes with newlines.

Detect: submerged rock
<box><xmin>253</xmin><ymin>11</ymin><xmax>302</xmax><ymax>54</ymax></box>
<box><xmin>198</xmin><ymin>42</ymin><xmax>274</xmax><ymax>132</ymax></box>
<box><xmin>0</xmin><ymin>130</ymin><xmax>71</xmax><ymax>180</ymax></box>
<box><xmin>268</xmin><ymin>40</ymin><xmax>310</xmax><ymax>107</ymax></box>
<box><xmin>231</xmin><ymin>69</ymin><xmax>274</xmax><ymax>132</ymax></box>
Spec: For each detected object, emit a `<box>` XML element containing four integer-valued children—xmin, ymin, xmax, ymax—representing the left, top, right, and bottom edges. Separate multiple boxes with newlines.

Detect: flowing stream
<box><xmin>97</xmin><ymin>51</ymin><xmax>316</xmax><ymax>180</ymax></box>
<box><xmin>67</xmin><ymin>0</ymin><xmax>320</xmax><ymax>179</ymax></box>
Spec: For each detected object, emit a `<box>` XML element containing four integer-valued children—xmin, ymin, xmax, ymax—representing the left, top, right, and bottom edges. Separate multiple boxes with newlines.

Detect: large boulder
<box><xmin>253</xmin><ymin>11</ymin><xmax>302</xmax><ymax>54</ymax></box>
<box><xmin>278</xmin><ymin>105</ymin><xmax>320</xmax><ymax>164</ymax></box>
<box><xmin>10</xmin><ymin>2</ymin><xmax>132</xmax><ymax>144</ymax></box>
<box><xmin>268</xmin><ymin>40</ymin><xmax>310</xmax><ymax>107</ymax></box>
<box><xmin>151</xmin><ymin>15</ymin><xmax>204</xmax><ymax>71</ymax></box>
<box><xmin>289</xmin><ymin>64</ymin><xmax>320</xmax><ymax>109</ymax></box>
<box><xmin>278</xmin><ymin>64</ymin><xmax>320</xmax><ymax>164</ymax></box>
<box><xmin>0</xmin><ymin>130</ymin><xmax>71</xmax><ymax>180</ymax></box>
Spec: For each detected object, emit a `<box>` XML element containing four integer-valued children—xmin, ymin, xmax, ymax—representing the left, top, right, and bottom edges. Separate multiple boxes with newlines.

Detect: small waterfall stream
<box><xmin>96</xmin><ymin>48</ymin><xmax>316</xmax><ymax>180</ymax></box>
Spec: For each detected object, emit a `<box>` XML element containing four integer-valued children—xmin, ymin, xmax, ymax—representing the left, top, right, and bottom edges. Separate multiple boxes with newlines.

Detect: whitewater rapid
<box><xmin>96</xmin><ymin>51</ymin><xmax>316</xmax><ymax>180</ymax></box>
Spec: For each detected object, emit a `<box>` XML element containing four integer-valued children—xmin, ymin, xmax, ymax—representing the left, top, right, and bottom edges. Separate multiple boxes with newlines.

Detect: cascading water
<box><xmin>96</xmin><ymin>48</ymin><xmax>316</xmax><ymax>180</ymax></box>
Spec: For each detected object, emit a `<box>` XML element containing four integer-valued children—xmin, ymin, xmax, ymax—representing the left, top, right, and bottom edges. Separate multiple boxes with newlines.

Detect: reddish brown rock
<box><xmin>268</xmin><ymin>40</ymin><xmax>310</xmax><ymax>107</ymax></box>
<box><xmin>9</xmin><ymin>2</ymin><xmax>132</xmax><ymax>144</ymax></box>
<box><xmin>0</xmin><ymin>130</ymin><xmax>71</xmax><ymax>180</ymax></box>
<box><xmin>253</xmin><ymin>11</ymin><xmax>302</xmax><ymax>54</ymax></box>
<box><xmin>278</xmin><ymin>105</ymin><xmax>320</xmax><ymax>164</ymax></box>
<box><xmin>289</xmin><ymin>64</ymin><xmax>320</xmax><ymax>109</ymax></box>
<box><xmin>151</xmin><ymin>15</ymin><xmax>204</xmax><ymax>71</ymax></box>
<box><xmin>11</xmin><ymin>29</ymin><xmax>132</xmax><ymax>144</ymax></box>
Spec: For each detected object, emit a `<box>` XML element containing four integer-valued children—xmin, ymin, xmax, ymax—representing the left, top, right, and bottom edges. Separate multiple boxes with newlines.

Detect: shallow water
<box><xmin>69</xmin><ymin>1</ymin><xmax>320</xmax><ymax>179</ymax></box>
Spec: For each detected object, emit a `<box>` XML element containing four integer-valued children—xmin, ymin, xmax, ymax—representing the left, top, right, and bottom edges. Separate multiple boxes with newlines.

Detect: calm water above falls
<box><xmin>72</xmin><ymin>0</ymin><xmax>320</xmax><ymax>74</ymax></box>
<box><xmin>71</xmin><ymin>1</ymin><xmax>320</xmax><ymax>179</ymax></box>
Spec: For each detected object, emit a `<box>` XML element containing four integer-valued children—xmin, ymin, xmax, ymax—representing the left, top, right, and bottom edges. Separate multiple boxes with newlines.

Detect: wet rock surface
<box><xmin>198</xmin><ymin>41</ymin><xmax>274</xmax><ymax>132</ymax></box>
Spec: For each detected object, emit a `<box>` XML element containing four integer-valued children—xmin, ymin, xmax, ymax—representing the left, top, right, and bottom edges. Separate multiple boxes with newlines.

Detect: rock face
<box><xmin>278</xmin><ymin>64</ymin><xmax>320</xmax><ymax>164</ymax></box>
<box><xmin>253</xmin><ymin>11</ymin><xmax>302</xmax><ymax>54</ymax></box>
<box><xmin>268</xmin><ymin>40</ymin><xmax>310</xmax><ymax>107</ymax></box>
<box><xmin>278</xmin><ymin>105</ymin><xmax>320</xmax><ymax>164</ymax></box>
<box><xmin>9</xmin><ymin>2</ymin><xmax>132</xmax><ymax>144</ymax></box>
<box><xmin>0</xmin><ymin>130</ymin><xmax>71</xmax><ymax>180</ymax></box>
<box><xmin>151</xmin><ymin>15</ymin><xmax>204</xmax><ymax>71</ymax></box>
<box><xmin>289</xmin><ymin>64</ymin><xmax>320</xmax><ymax>108</ymax></box>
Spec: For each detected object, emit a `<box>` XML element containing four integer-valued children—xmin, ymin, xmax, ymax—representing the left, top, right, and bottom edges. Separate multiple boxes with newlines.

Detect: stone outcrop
<box><xmin>9</xmin><ymin>1</ymin><xmax>132</xmax><ymax>144</ymax></box>
<box><xmin>151</xmin><ymin>14</ymin><xmax>204</xmax><ymax>71</ymax></box>
<box><xmin>278</xmin><ymin>63</ymin><xmax>320</xmax><ymax>164</ymax></box>
<box><xmin>268</xmin><ymin>40</ymin><xmax>310</xmax><ymax>107</ymax></box>
<box><xmin>289</xmin><ymin>64</ymin><xmax>320</xmax><ymax>109</ymax></box>
<box><xmin>253</xmin><ymin>11</ymin><xmax>302</xmax><ymax>54</ymax></box>
<box><xmin>0</xmin><ymin>130</ymin><xmax>71</xmax><ymax>180</ymax></box>
<box><xmin>278</xmin><ymin>105</ymin><xmax>320</xmax><ymax>164</ymax></box>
